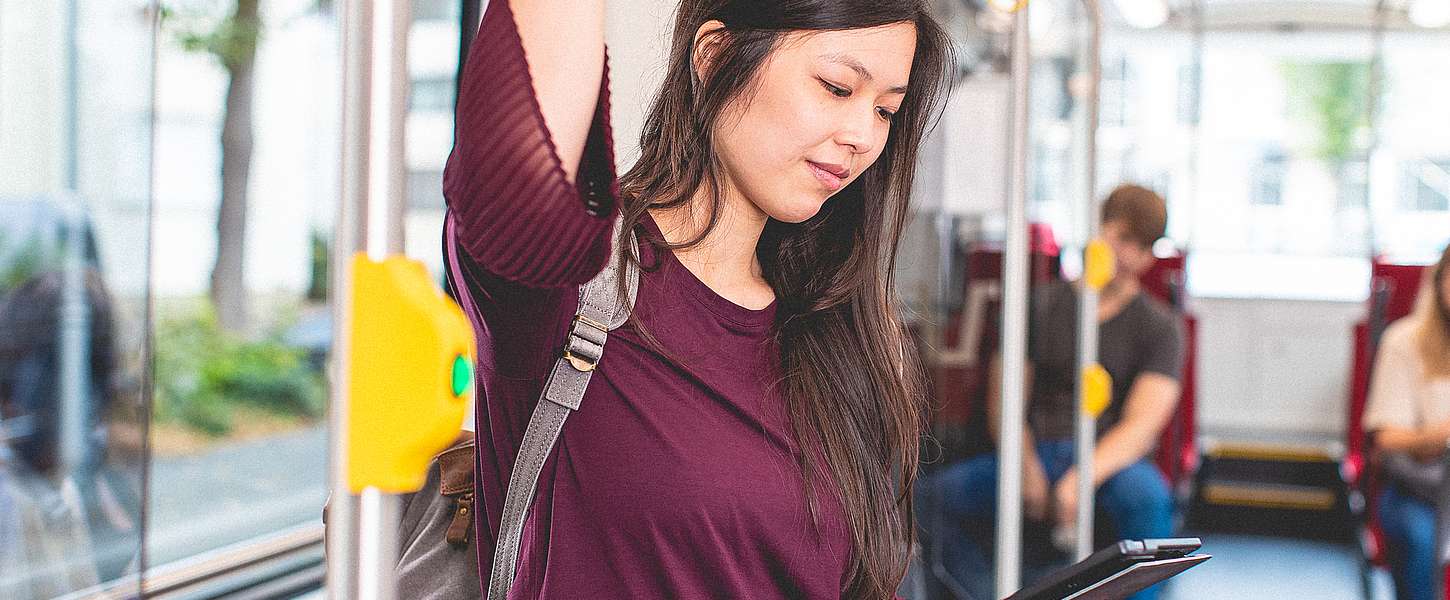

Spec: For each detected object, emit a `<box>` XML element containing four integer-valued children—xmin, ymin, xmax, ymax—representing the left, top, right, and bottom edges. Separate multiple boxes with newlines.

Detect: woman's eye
<box><xmin>877</xmin><ymin>107</ymin><xmax>897</xmax><ymax>122</ymax></box>
<box><xmin>819</xmin><ymin>79</ymin><xmax>851</xmax><ymax>98</ymax></box>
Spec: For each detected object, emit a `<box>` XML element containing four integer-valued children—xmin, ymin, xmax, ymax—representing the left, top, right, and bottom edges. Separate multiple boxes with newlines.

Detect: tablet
<box><xmin>1005</xmin><ymin>538</ymin><xmax>1210</xmax><ymax>600</ymax></box>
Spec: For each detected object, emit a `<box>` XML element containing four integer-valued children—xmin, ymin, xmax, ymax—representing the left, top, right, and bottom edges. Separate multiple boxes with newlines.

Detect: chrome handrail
<box><xmin>53</xmin><ymin>524</ymin><xmax>324</xmax><ymax>600</ymax></box>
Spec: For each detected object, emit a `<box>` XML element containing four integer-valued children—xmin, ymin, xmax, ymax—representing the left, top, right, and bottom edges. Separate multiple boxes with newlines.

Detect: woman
<box><xmin>1364</xmin><ymin>243</ymin><xmax>1450</xmax><ymax>600</ymax></box>
<box><xmin>442</xmin><ymin>0</ymin><xmax>951</xmax><ymax>597</ymax></box>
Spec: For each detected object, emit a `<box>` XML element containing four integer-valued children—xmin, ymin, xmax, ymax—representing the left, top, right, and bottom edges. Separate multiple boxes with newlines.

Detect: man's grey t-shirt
<box><xmin>1027</xmin><ymin>280</ymin><xmax>1185</xmax><ymax>441</ymax></box>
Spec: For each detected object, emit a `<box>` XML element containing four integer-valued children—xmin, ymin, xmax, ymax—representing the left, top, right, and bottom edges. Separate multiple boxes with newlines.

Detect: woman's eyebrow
<box><xmin>821</xmin><ymin>52</ymin><xmax>909</xmax><ymax>94</ymax></box>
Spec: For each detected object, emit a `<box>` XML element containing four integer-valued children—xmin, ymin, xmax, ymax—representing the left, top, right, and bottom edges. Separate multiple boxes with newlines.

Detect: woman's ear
<box><xmin>692</xmin><ymin>20</ymin><xmax>728</xmax><ymax>85</ymax></box>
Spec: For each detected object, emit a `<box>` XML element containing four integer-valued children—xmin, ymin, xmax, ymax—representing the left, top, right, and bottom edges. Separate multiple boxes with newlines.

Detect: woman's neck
<box><xmin>648</xmin><ymin>182</ymin><xmax>776</xmax><ymax>309</ymax></box>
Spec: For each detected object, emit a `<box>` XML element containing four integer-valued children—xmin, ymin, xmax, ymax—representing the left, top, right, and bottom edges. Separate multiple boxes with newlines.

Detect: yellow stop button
<box><xmin>1081</xmin><ymin>363</ymin><xmax>1112</xmax><ymax>419</ymax></box>
<box><xmin>1084</xmin><ymin>238</ymin><xmax>1116</xmax><ymax>292</ymax></box>
<box><xmin>347</xmin><ymin>253</ymin><xmax>474</xmax><ymax>494</ymax></box>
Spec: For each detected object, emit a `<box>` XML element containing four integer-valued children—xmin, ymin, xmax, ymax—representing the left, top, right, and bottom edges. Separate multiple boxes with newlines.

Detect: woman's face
<box><xmin>705</xmin><ymin>23</ymin><xmax>917</xmax><ymax>224</ymax></box>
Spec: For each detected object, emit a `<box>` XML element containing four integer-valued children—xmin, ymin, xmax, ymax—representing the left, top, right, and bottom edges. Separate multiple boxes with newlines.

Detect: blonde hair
<box><xmin>1414</xmin><ymin>244</ymin><xmax>1450</xmax><ymax>379</ymax></box>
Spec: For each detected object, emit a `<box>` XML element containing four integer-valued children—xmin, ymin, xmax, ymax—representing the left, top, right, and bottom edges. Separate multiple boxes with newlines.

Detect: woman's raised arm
<box><xmin>443</xmin><ymin>0</ymin><xmax>618</xmax><ymax>287</ymax></box>
<box><xmin>511</xmin><ymin>0</ymin><xmax>605</xmax><ymax>184</ymax></box>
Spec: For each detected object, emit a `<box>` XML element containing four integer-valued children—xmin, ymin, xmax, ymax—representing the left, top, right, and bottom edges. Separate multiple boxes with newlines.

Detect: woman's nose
<box><xmin>835</xmin><ymin>109</ymin><xmax>877</xmax><ymax>156</ymax></box>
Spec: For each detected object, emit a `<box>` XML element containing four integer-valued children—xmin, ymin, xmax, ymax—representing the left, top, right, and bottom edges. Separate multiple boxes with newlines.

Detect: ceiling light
<box><xmin>1409</xmin><ymin>0</ymin><xmax>1450</xmax><ymax>28</ymax></box>
<box><xmin>1112</xmin><ymin>0</ymin><xmax>1170</xmax><ymax>29</ymax></box>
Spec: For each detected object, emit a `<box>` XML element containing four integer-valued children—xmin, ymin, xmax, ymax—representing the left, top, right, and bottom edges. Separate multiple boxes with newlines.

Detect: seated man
<box><xmin>919</xmin><ymin>184</ymin><xmax>1185</xmax><ymax>600</ymax></box>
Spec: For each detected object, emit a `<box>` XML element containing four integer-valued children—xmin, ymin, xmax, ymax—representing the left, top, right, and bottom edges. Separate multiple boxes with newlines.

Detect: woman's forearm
<box><xmin>511</xmin><ymin>0</ymin><xmax>606</xmax><ymax>183</ymax></box>
<box><xmin>1376</xmin><ymin>426</ymin><xmax>1450</xmax><ymax>459</ymax></box>
<box><xmin>443</xmin><ymin>0</ymin><xmax>617</xmax><ymax>287</ymax></box>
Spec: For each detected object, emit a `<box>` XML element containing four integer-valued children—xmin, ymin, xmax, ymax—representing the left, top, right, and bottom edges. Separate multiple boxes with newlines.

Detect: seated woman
<box><xmin>1364</xmin><ymin>242</ymin><xmax>1450</xmax><ymax>600</ymax></box>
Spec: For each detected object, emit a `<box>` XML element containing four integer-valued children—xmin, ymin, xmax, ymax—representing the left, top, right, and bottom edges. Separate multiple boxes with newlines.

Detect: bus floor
<box><xmin>1161</xmin><ymin>530</ymin><xmax>1395</xmax><ymax>600</ymax></box>
<box><xmin>899</xmin><ymin>529</ymin><xmax>1399</xmax><ymax>599</ymax></box>
<box><xmin>294</xmin><ymin>533</ymin><xmax>1397</xmax><ymax>599</ymax></box>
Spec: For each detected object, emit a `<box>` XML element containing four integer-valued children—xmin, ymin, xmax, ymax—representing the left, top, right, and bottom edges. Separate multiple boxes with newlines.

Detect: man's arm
<box><xmin>1078</xmin><ymin>310</ymin><xmax>1186</xmax><ymax>488</ymax></box>
<box><xmin>1053</xmin><ymin>372</ymin><xmax>1179</xmax><ymax>527</ymax></box>
<box><xmin>1082</xmin><ymin>373</ymin><xmax>1180</xmax><ymax>486</ymax></box>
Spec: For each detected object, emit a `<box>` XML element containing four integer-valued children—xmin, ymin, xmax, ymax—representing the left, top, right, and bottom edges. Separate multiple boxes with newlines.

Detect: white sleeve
<box><xmin>1363</xmin><ymin>324</ymin><xmax>1422</xmax><ymax>433</ymax></box>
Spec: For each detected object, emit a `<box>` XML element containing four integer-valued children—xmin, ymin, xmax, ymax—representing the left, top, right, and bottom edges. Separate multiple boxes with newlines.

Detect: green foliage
<box><xmin>306</xmin><ymin>229</ymin><xmax>329</xmax><ymax>302</ymax></box>
<box><xmin>0</xmin><ymin>232</ymin><xmax>56</xmax><ymax>293</ymax></box>
<box><xmin>1281</xmin><ymin>61</ymin><xmax>1371</xmax><ymax>162</ymax></box>
<box><xmin>158</xmin><ymin>1</ymin><xmax>261</xmax><ymax>71</ymax></box>
<box><xmin>154</xmin><ymin>305</ymin><xmax>325</xmax><ymax>437</ymax></box>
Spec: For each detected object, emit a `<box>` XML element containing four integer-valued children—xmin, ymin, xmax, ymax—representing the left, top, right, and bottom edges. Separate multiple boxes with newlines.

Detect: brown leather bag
<box><xmin>325</xmin><ymin>433</ymin><xmax>480</xmax><ymax>598</ymax></box>
<box><xmin>396</xmin><ymin>432</ymin><xmax>481</xmax><ymax>599</ymax></box>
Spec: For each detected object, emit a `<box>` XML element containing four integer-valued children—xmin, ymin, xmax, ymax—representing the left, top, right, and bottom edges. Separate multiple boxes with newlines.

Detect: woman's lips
<box><xmin>807</xmin><ymin>161</ymin><xmax>846</xmax><ymax>191</ymax></box>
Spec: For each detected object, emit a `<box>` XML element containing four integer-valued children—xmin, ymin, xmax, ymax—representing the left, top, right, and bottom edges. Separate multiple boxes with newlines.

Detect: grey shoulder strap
<box><xmin>487</xmin><ymin>219</ymin><xmax>639</xmax><ymax>600</ymax></box>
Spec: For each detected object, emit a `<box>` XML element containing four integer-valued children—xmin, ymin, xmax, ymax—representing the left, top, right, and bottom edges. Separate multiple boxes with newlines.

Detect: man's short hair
<box><xmin>1101</xmin><ymin>184</ymin><xmax>1167</xmax><ymax>249</ymax></box>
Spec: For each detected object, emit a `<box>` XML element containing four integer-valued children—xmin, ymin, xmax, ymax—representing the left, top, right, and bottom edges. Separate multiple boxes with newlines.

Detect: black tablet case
<box><xmin>1006</xmin><ymin>539</ymin><xmax>1210</xmax><ymax>600</ymax></box>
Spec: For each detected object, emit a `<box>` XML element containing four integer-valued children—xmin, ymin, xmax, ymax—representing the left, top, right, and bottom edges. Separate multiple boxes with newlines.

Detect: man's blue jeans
<box><xmin>917</xmin><ymin>439</ymin><xmax>1174</xmax><ymax>600</ymax></box>
<box><xmin>1377</xmin><ymin>486</ymin><xmax>1437</xmax><ymax>600</ymax></box>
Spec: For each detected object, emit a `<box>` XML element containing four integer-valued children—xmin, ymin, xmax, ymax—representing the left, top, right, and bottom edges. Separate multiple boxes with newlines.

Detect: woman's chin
<box><xmin>765</xmin><ymin>197</ymin><xmax>829</xmax><ymax>224</ymax></box>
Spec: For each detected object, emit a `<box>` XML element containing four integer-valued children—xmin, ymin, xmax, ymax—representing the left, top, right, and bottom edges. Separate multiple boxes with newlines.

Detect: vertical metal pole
<box><xmin>365</xmin><ymin>0</ymin><xmax>409</xmax><ymax>260</ymax></box>
<box><xmin>1073</xmin><ymin>0</ymin><xmax>1104</xmax><ymax>562</ymax></box>
<box><xmin>937</xmin><ymin>212</ymin><xmax>956</xmax><ymax>354</ymax></box>
<box><xmin>331</xmin><ymin>0</ymin><xmax>410</xmax><ymax>598</ymax></box>
<box><xmin>57</xmin><ymin>197</ymin><xmax>90</xmax><ymax>480</ymax></box>
<box><xmin>327</xmin><ymin>0</ymin><xmax>367</xmax><ymax>595</ymax></box>
<box><xmin>995</xmin><ymin>2</ymin><xmax>1032</xmax><ymax>597</ymax></box>
<box><xmin>56</xmin><ymin>0</ymin><xmax>88</xmax><ymax>484</ymax></box>
<box><xmin>64</xmin><ymin>0</ymin><xmax>79</xmax><ymax>192</ymax></box>
<box><xmin>1363</xmin><ymin>0</ymin><xmax>1387</xmax><ymax>256</ymax></box>
<box><xmin>357</xmin><ymin>487</ymin><xmax>400</xmax><ymax>600</ymax></box>
<box><xmin>1184</xmin><ymin>0</ymin><xmax>1203</xmax><ymax>251</ymax></box>
<box><xmin>140</xmin><ymin>1</ymin><xmax>162</xmax><ymax>581</ymax></box>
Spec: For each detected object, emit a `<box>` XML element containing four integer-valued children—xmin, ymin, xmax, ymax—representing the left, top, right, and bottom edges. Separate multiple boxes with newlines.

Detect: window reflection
<box><xmin>0</xmin><ymin>2</ymin><xmax>155</xmax><ymax>596</ymax></box>
<box><xmin>405</xmin><ymin>10</ymin><xmax>461</xmax><ymax>276</ymax></box>
<box><xmin>1402</xmin><ymin>159</ymin><xmax>1450</xmax><ymax>212</ymax></box>
<box><xmin>147</xmin><ymin>0</ymin><xmax>338</xmax><ymax>567</ymax></box>
<box><xmin>144</xmin><ymin>0</ymin><xmax>461</xmax><ymax>571</ymax></box>
<box><xmin>0</xmin><ymin>200</ymin><xmax>145</xmax><ymax>597</ymax></box>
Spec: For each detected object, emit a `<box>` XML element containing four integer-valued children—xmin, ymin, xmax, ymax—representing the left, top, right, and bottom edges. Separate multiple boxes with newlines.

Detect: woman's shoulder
<box><xmin>1381</xmin><ymin>317</ymin><xmax>1422</xmax><ymax>353</ymax></box>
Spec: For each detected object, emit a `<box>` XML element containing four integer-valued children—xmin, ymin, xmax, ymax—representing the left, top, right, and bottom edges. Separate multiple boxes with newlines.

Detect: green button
<box><xmin>451</xmin><ymin>355</ymin><xmax>473</xmax><ymax>397</ymax></box>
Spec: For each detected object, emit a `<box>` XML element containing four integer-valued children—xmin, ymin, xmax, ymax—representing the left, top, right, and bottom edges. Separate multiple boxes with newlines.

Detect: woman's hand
<box><xmin>1411</xmin><ymin>418</ymin><xmax>1450</xmax><ymax>460</ymax></box>
<box><xmin>1023</xmin><ymin>459</ymin><xmax>1050</xmax><ymax>522</ymax></box>
<box><xmin>1052</xmin><ymin>470</ymin><xmax>1079</xmax><ymax>528</ymax></box>
<box><xmin>1378</xmin><ymin>420</ymin><xmax>1450</xmax><ymax>461</ymax></box>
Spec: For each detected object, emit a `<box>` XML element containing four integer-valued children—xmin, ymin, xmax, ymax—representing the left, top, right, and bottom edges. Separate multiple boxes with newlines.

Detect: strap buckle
<box><xmin>562</xmin><ymin>314</ymin><xmax>608</xmax><ymax>372</ymax></box>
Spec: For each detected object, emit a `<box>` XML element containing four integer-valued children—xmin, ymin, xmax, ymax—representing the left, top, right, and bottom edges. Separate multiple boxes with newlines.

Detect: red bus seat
<box><xmin>1344</xmin><ymin>259</ymin><xmax>1427</xmax><ymax>595</ymax></box>
<box><xmin>1141</xmin><ymin>253</ymin><xmax>1198</xmax><ymax>497</ymax></box>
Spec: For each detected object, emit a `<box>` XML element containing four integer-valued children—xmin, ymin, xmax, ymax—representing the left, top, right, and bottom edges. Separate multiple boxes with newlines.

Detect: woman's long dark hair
<box><xmin>615</xmin><ymin>2</ymin><xmax>951</xmax><ymax>596</ymax></box>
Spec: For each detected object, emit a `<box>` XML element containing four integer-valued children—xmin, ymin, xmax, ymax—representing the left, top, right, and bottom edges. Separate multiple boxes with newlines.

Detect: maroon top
<box><xmin>443</xmin><ymin>2</ymin><xmax>852</xmax><ymax>598</ymax></box>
